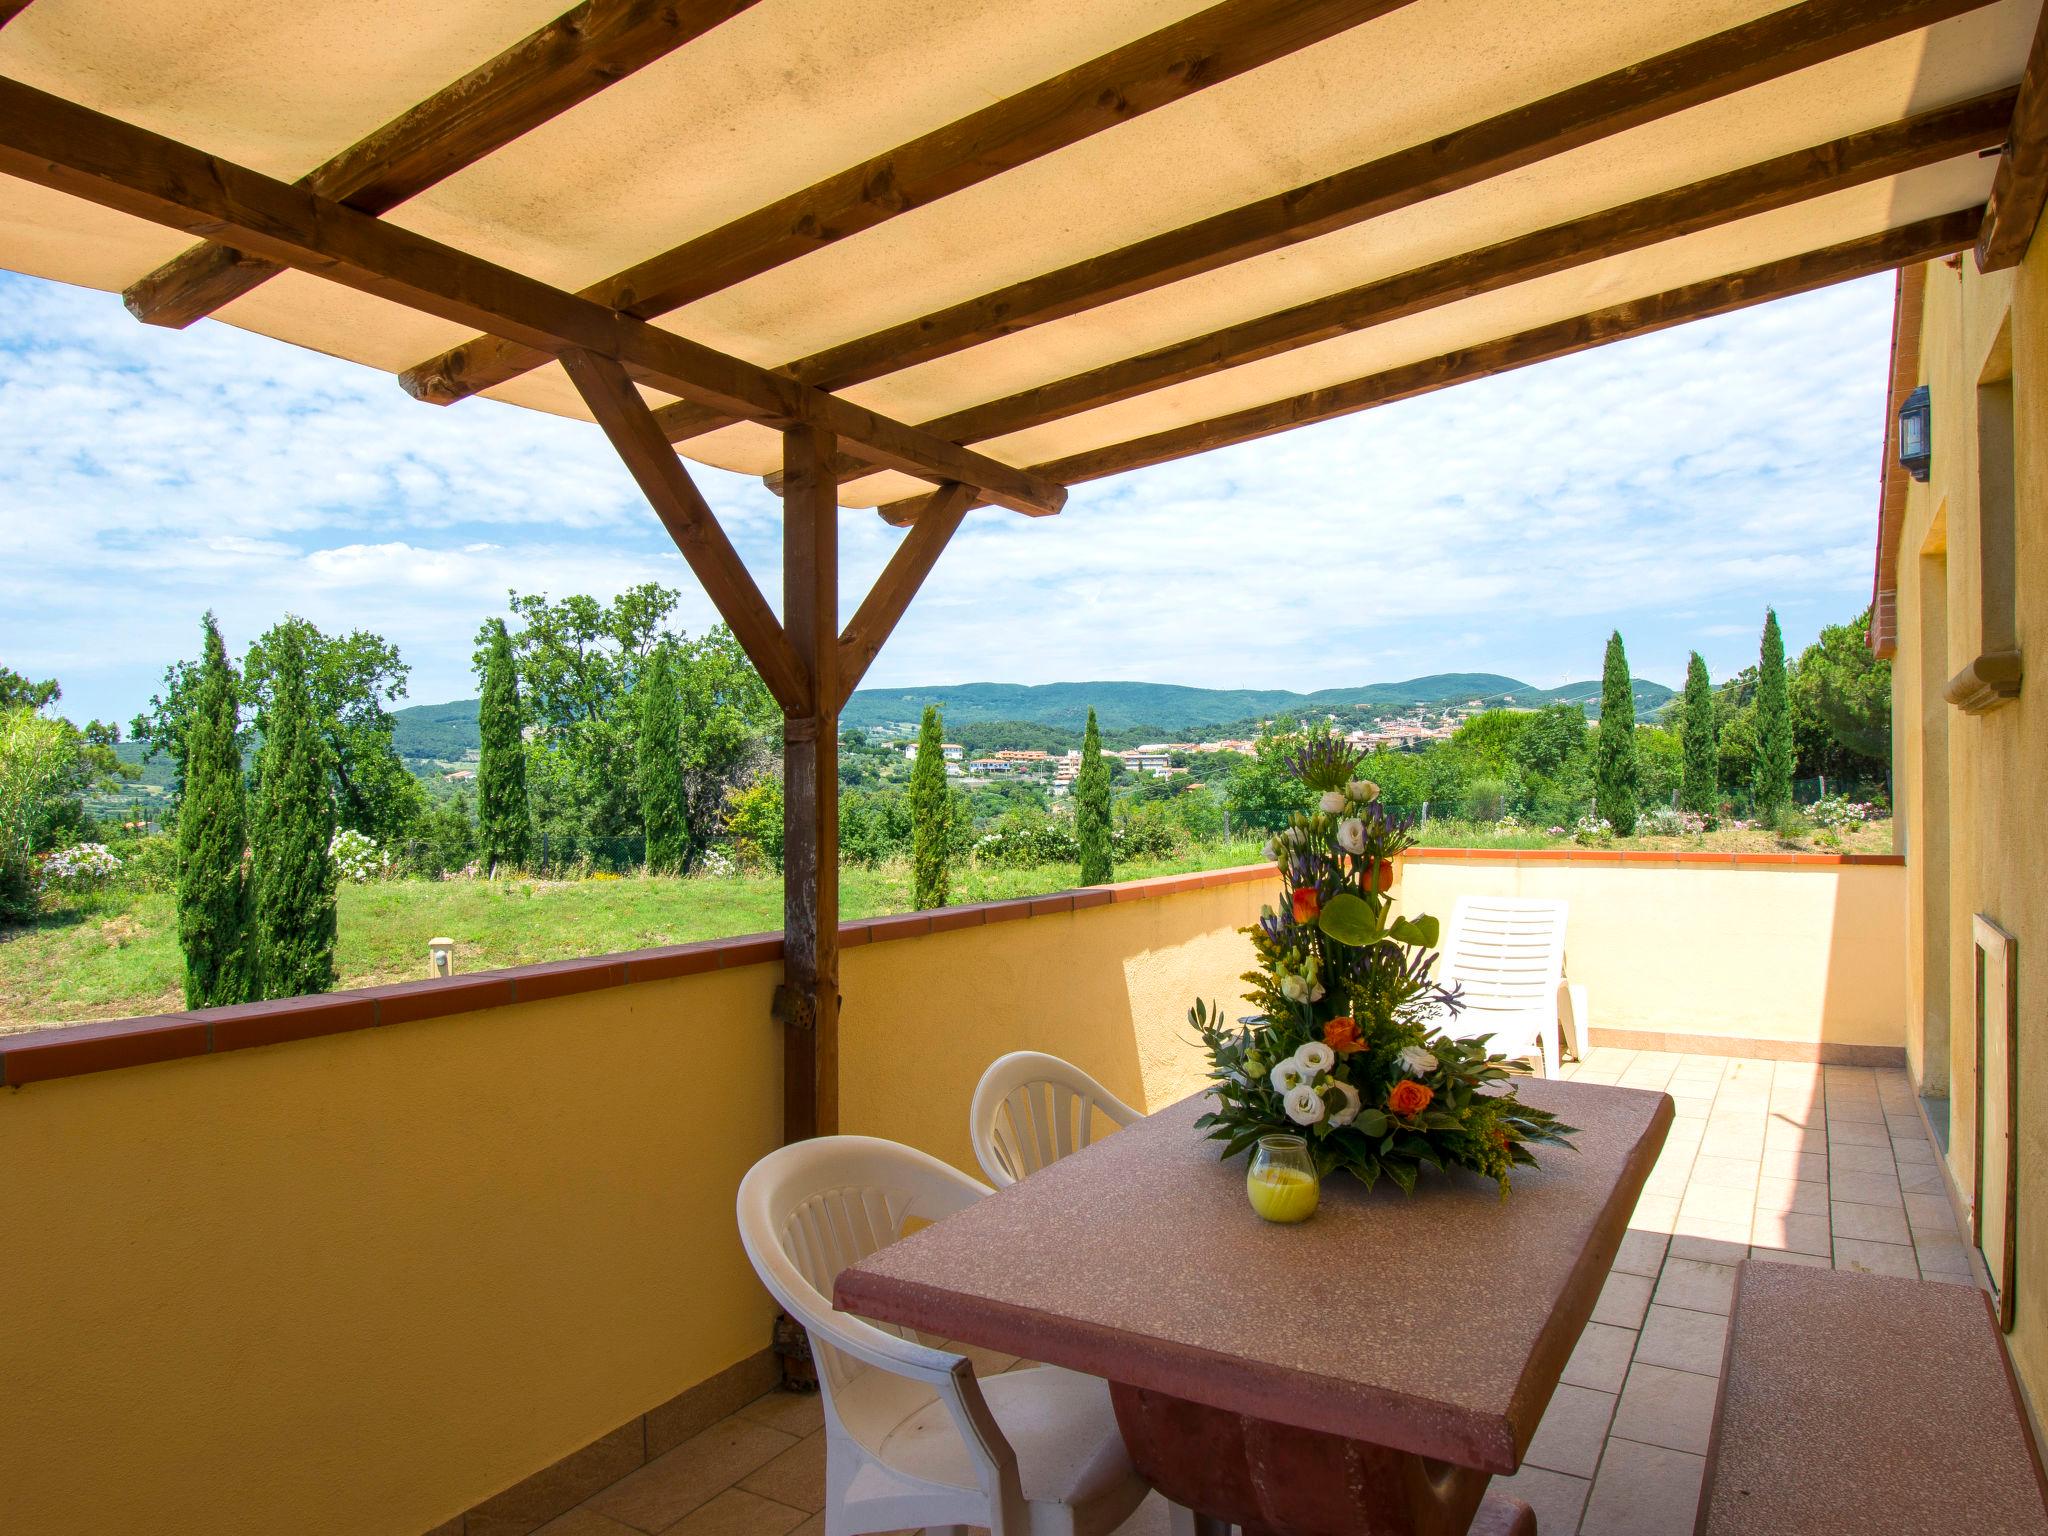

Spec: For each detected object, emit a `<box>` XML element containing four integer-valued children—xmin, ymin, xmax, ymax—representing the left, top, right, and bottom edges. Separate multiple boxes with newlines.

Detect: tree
<box><xmin>637</xmin><ymin>642</ymin><xmax>687</xmax><ymax>874</ymax></box>
<box><xmin>910</xmin><ymin>705</ymin><xmax>950</xmax><ymax>909</ymax></box>
<box><xmin>245</xmin><ymin>618</ymin><xmax>421</xmax><ymax>841</ymax></box>
<box><xmin>1076</xmin><ymin>707</ymin><xmax>1113</xmax><ymax>884</ymax></box>
<box><xmin>1224</xmin><ymin>720</ymin><xmax>1318</xmax><ymax>830</ymax></box>
<box><xmin>475</xmin><ymin>617</ymin><xmax>531</xmax><ymax>872</ymax></box>
<box><xmin>1753</xmin><ymin>608</ymin><xmax>1795</xmax><ymax>817</ymax></box>
<box><xmin>0</xmin><ymin>711</ymin><xmax>76</xmax><ymax>919</ymax></box>
<box><xmin>671</xmin><ymin>626</ymin><xmax>777</xmax><ymax>871</ymax></box>
<box><xmin>0</xmin><ymin>667</ymin><xmax>61</xmax><ymax>713</ymax></box>
<box><xmin>1593</xmin><ymin>631</ymin><xmax>1640</xmax><ymax>833</ymax></box>
<box><xmin>250</xmin><ymin>623</ymin><xmax>337</xmax><ymax>998</ymax></box>
<box><xmin>1680</xmin><ymin>652</ymin><xmax>1718</xmax><ymax>814</ymax></box>
<box><xmin>177</xmin><ymin>615</ymin><xmax>254</xmax><ymax>1008</ymax></box>
<box><xmin>1788</xmin><ymin>607</ymin><xmax>1892</xmax><ymax>780</ymax></box>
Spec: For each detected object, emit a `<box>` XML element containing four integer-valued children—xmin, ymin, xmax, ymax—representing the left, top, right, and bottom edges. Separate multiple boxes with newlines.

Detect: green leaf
<box><xmin>1316</xmin><ymin>892</ymin><xmax>1381</xmax><ymax>947</ymax></box>
<box><xmin>1384</xmin><ymin>1159</ymin><xmax>1418</xmax><ymax>1195</ymax></box>
<box><xmin>1352</xmin><ymin>1109</ymin><xmax>1389</xmax><ymax>1138</ymax></box>
<box><xmin>1389</xmin><ymin>914</ymin><xmax>1440</xmax><ymax>949</ymax></box>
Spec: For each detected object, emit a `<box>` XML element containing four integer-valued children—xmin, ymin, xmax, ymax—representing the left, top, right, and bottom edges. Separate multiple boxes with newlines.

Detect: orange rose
<box><xmin>1387</xmin><ymin>1079</ymin><xmax>1434</xmax><ymax>1117</ymax></box>
<box><xmin>1323</xmin><ymin>1017</ymin><xmax>1364</xmax><ymax>1054</ymax></box>
<box><xmin>1361</xmin><ymin>858</ymin><xmax>1394</xmax><ymax>893</ymax></box>
<box><xmin>1291</xmin><ymin>885</ymin><xmax>1321</xmax><ymax>922</ymax></box>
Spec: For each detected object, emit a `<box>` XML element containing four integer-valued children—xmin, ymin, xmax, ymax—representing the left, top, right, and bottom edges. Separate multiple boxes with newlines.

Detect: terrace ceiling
<box><xmin>3</xmin><ymin>0</ymin><xmax>2045</xmax><ymax>527</ymax></box>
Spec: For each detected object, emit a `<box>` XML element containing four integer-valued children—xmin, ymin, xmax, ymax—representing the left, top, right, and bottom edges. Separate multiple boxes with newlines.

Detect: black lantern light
<box><xmin>1897</xmin><ymin>384</ymin><xmax>1931</xmax><ymax>482</ymax></box>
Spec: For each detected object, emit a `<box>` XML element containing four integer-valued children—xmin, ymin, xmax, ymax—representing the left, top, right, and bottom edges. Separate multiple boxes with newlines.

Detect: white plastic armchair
<box><xmin>970</xmin><ymin>1052</ymin><xmax>1142</xmax><ymax>1189</ymax></box>
<box><xmin>1433</xmin><ymin>897</ymin><xmax>1573</xmax><ymax>1077</ymax></box>
<box><xmin>736</xmin><ymin>1135</ymin><xmax>1152</xmax><ymax>1536</ymax></box>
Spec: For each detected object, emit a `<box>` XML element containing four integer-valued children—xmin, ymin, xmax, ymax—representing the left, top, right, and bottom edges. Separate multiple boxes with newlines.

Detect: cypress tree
<box><xmin>638</xmin><ymin>643</ymin><xmax>686</xmax><ymax>874</ymax></box>
<box><xmin>1753</xmin><ymin>607</ymin><xmax>1795</xmax><ymax>817</ymax></box>
<box><xmin>910</xmin><ymin>704</ymin><xmax>949</xmax><ymax>909</ymax></box>
<box><xmin>1593</xmin><ymin>630</ymin><xmax>1640</xmax><ymax>835</ymax></box>
<box><xmin>1076</xmin><ymin>707</ymin><xmax>1113</xmax><ymax>884</ymax></box>
<box><xmin>475</xmin><ymin>617</ymin><xmax>530</xmax><ymax>873</ymax></box>
<box><xmin>176</xmin><ymin>614</ymin><xmax>254</xmax><ymax>1008</ymax></box>
<box><xmin>251</xmin><ymin>622</ymin><xmax>337</xmax><ymax>998</ymax></box>
<box><xmin>1680</xmin><ymin>652</ymin><xmax>1718</xmax><ymax>815</ymax></box>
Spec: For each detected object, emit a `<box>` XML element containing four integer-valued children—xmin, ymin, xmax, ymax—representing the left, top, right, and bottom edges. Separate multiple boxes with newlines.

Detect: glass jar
<box><xmin>1246</xmin><ymin>1133</ymin><xmax>1319</xmax><ymax>1223</ymax></box>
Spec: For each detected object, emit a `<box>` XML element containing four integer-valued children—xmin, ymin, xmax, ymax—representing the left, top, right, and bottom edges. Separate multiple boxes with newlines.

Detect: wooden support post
<box><xmin>780</xmin><ymin>425</ymin><xmax>840</xmax><ymax>1141</ymax></box>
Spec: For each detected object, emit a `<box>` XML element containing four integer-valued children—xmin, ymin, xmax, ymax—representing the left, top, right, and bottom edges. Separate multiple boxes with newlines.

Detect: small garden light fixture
<box><xmin>1898</xmin><ymin>384</ymin><xmax>1932</xmax><ymax>482</ymax></box>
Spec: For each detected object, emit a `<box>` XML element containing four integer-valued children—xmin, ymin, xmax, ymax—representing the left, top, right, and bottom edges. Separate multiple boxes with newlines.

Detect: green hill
<box><xmin>391</xmin><ymin>672</ymin><xmax>1674</xmax><ymax>759</ymax></box>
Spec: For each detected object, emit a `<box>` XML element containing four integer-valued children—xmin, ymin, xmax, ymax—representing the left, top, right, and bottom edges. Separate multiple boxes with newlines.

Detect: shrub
<box><xmin>1114</xmin><ymin>800</ymin><xmax>1182</xmax><ymax>860</ymax></box>
<box><xmin>1464</xmin><ymin>777</ymin><xmax>1509</xmax><ymax>822</ymax></box>
<box><xmin>38</xmin><ymin>841</ymin><xmax>121</xmax><ymax>893</ymax></box>
<box><xmin>974</xmin><ymin>811</ymin><xmax>1079</xmax><ymax>868</ymax></box>
<box><xmin>1573</xmin><ymin>813</ymin><xmax>1614</xmax><ymax>846</ymax></box>
<box><xmin>1808</xmin><ymin>794</ymin><xmax>1876</xmax><ymax>830</ymax></box>
<box><xmin>1773</xmin><ymin>805</ymin><xmax>1813</xmax><ymax>839</ymax></box>
<box><xmin>329</xmin><ymin>827</ymin><xmax>390</xmax><ymax>882</ymax></box>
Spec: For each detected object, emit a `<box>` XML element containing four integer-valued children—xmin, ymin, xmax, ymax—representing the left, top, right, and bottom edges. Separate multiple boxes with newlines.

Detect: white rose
<box><xmin>1308</xmin><ymin>982</ymin><xmax>1326</xmax><ymax>1002</ymax></box>
<box><xmin>1279</xmin><ymin>974</ymin><xmax>1309</xmax><ymax>1004</ymax></box>
<box><xmin>1271</xmin><ymin>1061</ymin><xmax>1307</xmax><ymax>1094</ymax></box>
<box><xmin>1263</xmin><ymin>838</ymin><xmax>1281</xmax><ymax>861</ymax></box>
<box><xmin>1284</xmin><ymin>1085</ymin><xmax>1327</xmax><ymax>1126</ymax></box>
<box><xmin>1348</xmin><ymin>779</ymin><xmax>1381</xmax><ymax>802</ymax></box>
<box><xmin>1294</xmin><ymin>1041</ymin><xmax>1336</xmax><ymax>1075</ymax></box>
<box><xmin>1399</xmin><ymin>1044</ymin><xmax>1438</xmax><ymax>1076</ymax></box>
<box><xmin>1336</xmin><ymin>817</ymin><xmax>1366</xmax><ymax>854</ymax></box>
<box><xmin>1327</xmin><ymin>1080</ymin><xmax>1362</xmax><ymax>1128</ymax></box>
<box><xmin>1319</xmin><ymin>790</ymin><xmax>1348</xmax><ymax>815</ymax></box>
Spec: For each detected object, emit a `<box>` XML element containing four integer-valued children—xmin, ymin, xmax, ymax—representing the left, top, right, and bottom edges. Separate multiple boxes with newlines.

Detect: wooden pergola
<box><xmin>3</xmin><ymin>0</ymin><xmax>2044</xmax><ymax>1138</ymax></box>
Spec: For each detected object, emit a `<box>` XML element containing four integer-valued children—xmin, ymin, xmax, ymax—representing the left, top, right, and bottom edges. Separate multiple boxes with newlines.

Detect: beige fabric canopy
<box><xmin>3</xmin><ymin>0</ymin><xmax>2041</xmax><ymax>517</ymax></box>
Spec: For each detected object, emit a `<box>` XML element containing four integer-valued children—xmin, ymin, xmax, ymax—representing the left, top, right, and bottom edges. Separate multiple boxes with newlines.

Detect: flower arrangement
<box><xmin>1190</xmin><ymin>737</ymin><xmax>1575</xmax><ymax>1197</ymax></box>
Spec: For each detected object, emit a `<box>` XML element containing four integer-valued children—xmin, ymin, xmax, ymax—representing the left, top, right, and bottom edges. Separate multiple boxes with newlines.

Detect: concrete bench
<box><xmin>1695</xmin><ymin>1260</ymin><xmax>2048</xmax><ymax>1534</ymax></box>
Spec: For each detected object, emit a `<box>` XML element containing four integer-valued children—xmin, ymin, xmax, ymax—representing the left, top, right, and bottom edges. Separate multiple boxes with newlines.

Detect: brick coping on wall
<box><xmin>0</xmin><ymin>849</ymin><xmax>1902</xmax><ymax>1089</ymax></box>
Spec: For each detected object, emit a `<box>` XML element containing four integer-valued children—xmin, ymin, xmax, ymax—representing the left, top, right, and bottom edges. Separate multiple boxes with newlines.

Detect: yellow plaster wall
<box><xmin>1391</xmin><ymin>860</ymin><xmax>1906</xmax><ymax>1049</ymax></box>
<box><xmin>1891</xmin><ymin>242</ymin><xmax>2048</xmax><ymax>1413</ymax></box>
<box><xmin>0</xmin><ymin>968</ymin><xmax>785</xmax><ymax>1536</ymax></box>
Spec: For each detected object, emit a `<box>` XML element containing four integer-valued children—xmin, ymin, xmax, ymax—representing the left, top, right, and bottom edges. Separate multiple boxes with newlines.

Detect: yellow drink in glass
<box><xmin>1246</xmin><ymin>1134</ymin><xmax>1319</xmax><ymax>1222</ymax></box>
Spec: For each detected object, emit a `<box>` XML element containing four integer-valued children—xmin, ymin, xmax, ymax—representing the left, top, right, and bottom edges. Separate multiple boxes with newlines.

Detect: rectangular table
<box><xmin>836</xmin><ymin>1077</ymin><xmax>1670</xmax><ymax>1536</ymax></box>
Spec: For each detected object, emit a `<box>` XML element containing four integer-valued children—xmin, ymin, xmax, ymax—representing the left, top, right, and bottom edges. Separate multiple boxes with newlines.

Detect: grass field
<box><xmin>0</xmin><ymin>844</ymin><xmax>1267</xmax><ymax>1032</ymax></box>
<box><xmin>0</xmin><ymin>818</ymin><xmax>1893</xmax><ymax>1033</ymax></box>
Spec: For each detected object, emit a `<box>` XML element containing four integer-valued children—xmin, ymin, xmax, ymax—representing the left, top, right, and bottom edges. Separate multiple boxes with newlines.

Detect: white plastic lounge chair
<box><xmin>970</xmin><ymin>1052</ymin><xmax>1142</xmax><ymax>1189</ymax></box>
<box><xmin>736</xmin><ymin>1135</ymin><xmax>1153</xmax><ymax>1536</ymax></box>
<box><xmin>1432</xmin><ymin>896</ymin><xmax>1574</xmax><ymax>1077</ymax></box>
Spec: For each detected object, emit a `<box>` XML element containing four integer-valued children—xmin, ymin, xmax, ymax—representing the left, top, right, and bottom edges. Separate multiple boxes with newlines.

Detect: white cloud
<box><xmin>0</xmin><ymin>267</ymin><xmax>1893</xmax><ymax>723</ymax></box>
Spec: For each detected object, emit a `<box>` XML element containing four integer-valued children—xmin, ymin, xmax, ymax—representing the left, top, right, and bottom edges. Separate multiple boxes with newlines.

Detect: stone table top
<box><xmin>835</xmin><ymin>1077</ymin><xmax>1670</xmax><ymax>1474</ymax></box>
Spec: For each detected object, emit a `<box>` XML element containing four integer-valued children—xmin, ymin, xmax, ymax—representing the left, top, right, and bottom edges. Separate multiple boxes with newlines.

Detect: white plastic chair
<box><xmin>970</xmin><ymin>1052</ymin><xmax>1142</xmax><ymax>1189</ymax></box>
<box><xmin>736</xmin><ymin>1135</ymin><xmax>1153</xmax><ymax>1536</ymax></box>
<box><xmin>1432</xmin><ymin>897</ymin><xmax>1574</xmax><ymax>1077</ymax></box>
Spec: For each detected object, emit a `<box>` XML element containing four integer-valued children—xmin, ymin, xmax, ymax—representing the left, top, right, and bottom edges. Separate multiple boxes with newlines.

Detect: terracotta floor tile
<box><xmin>656</xmin><ymin>1488</ymin><xmax>810</xmax><ymax>1536</ymax></box>
<box><xmin>1612</xmin><ymin>1228</ymin><xmax>1668</xmax><ymax>1277</ymax></box>
<box><xmin>1592</xmin><ymin>1269</ymin><xmax>1655</xmax><ymax>1330</ymax></box>
<box><xmin>1753</xmin><ymin>1175</ymin><xmax>1828</xmax><ymax>1215</ymax></box>
<box><xmin>1892</xmin><ymin>1136</ymin><xmax>1938</xmax><ymax>1166</ymax></box>
<box><xmin>1696</xmin><ymin>1124</ymin><xmax>1766</xmax><ymax>1160</ymax></box>
<box><xmin>1666</xmin><ymin>1230</ymin><xmax>1748</xmax><ymax>1265</ymax></box>
<box><xmin>1652</xmin><ymin>1258</ymin><xmax>1737</xmax><ymax>1316</ymax></box>
<box><xmin>1897</xmin><ymin>1161</ymin><xmax>1948</xmax><ymax>1195</ymax></box>
<box><xmin>1676</xmin><ymin>1182</ymin><xmax>1754</xmax><ymax>1227</ymax></box>
<box><xmin>1913</xmin><ymin>1233</ymin><xmax>1975</xmax><ymax>1277</ymax></box>
<box><xmin>1670</xmin><ymin>1094</ymin><xmax>1715</xmax><ymax>1121</ymax></box>
<box><xmin>1525</xmin><ymin>1383</ymin><xmax>1617</xmax><ymax>1478</ymax></box>
<box><xmin>1627</xmin><ymin>1194</ymin><xmax>1679</xmax><ymax>1235</ymax></box>
<box><xmin>1751</xmin><ymin>1209</ymin><xmax>1831</xmax><ymax>1256</ymax></box>
<box><xmin>1562</xmin><ymin>1321</ymin><xmax>1638</xmax><ymax>1393</ymax></box>
<box><xmin>1834</xmin><ymin>1237</ymin><xmax>1921</xmax><ymax>1279</ymax></box>
<box><xmin>1634</xmin><ymin>1304</ymin><xmax>1729</xmax><ymax>1376</ymax></box>
<box><xmin>1491</xmin><ymin>1465</ymin><xmax>1589</xmax><ymax>1534</ymax></box>
<box><xmin>736</xmin><ymin>1391</ymin><xmax>825</xmax><ymax>1438</ymax></box>
<box><xmin>585</xmin><ymin>1416</ymin><xmax>797</xmax><ymax>1534</ymax></box>
<box><xmin>468</xmin><ymin>1423</ymin><xmax>645</xmax><ymax>1536</ymax></box>
<box><xmin>1831</xmin><ymin>1199</ymin><xmax>1911</xmax><ymax>1245</ymax></box>
<box><xmin>1609</xmin><ymin>1363</ymin><xmax>1720</xmax><ymax>1455</ymax></box>
<box><xmin>1759</xmin><ymin>1149</ymin><xmax>1827</xmax><ymax>1182</ymax></box>
<box><xmin>1829</xmin><ymin>1168</ymin><xmax>1905</xmax><ymax>1208</ymax></box>
<box><xmin>537</xmin><ymin>1510</ymin><xmax>645</xmax><ymax>1536</ymax></box>
<box><xmin>1748</xmin><ymin>1247</ymin><xmax>1829</xmax><ymax>1268</ymax></box>
<box><xmin>1903</xmin><ymin>1191</ymin><xmax>1959</xmax><ymax>1236</ymax></box>
<box><xmin>1829</xmin><ymin>1140</ymin><xmax>1898</xmax><ymax>1175</ymax></box>
<box><xmin>1762</xmin><ymin>1124</ymin><xmax>1827</xmax><ymax>1156</ymax></box>
<box><xmin>1578</xmin><ymin>1438</ymin><xmax>1706</xmax><ymax>1536</ymax></box>
<box><xmin>1825</xmin><ymin>1094</ymin><xmax>1886</xmax><ymax>1124</ymax></box>
<box><xmin>1687</xmin><ymin>1155</ymin><xmax>1760</xmax><ymax>1191</ymax></box>
<box><xmin>736</xmin><ymin>1432</ymin><xmax>826</xmax><ymax>1514</ymax></box>
<box><xmin>1827</xmin><ymin>1118</ymin><xmax>1892</xmax><ymax>1148</ymax></box>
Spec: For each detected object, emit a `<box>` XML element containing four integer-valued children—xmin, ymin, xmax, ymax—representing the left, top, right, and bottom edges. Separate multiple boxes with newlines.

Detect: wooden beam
<box><xmin>125</xmin><ymin>1</ymin><xmax>758</xmax><ymax>329</ymax></box>
<box><xmin>562</xmin><ymin>350</ymin><xmax>808</xmax><ymax>712</ymax></box>
<box><xmin>1976</xmin><ymin>1</ymin><xmax>2048</xmax><ymax>271</ymax></box>
<box><xmin>779</xmin><ymin>424</ymin><xmax>841</xmax><ymax>1141</ymax></box>
<box><xmin>657</xmin><ymin>0</ymin><xmax>2001</xmax><ymax>447</ymax></box>
<box><xmin>0</xmin><ymin>75</ymin><xmax>1066</xmax><ymax>517</ymax></box>
<box><xmin>397</xmin><ymin>0</ymin><xmax>1414</xmax><ymax>406</ymax></box>
<box><xmin>836</xmin><ymin>482</ymin><xmax>975</xmax><ymax>707</ymax></box>
<box><xmin>874</xmin><ymin>210</ymin><xmax>1982</xmax><ymax>525</ymax></box>
<box><xmin>782</xmin><ymin>92</ymin><xmax>2012</xmax><ymax>489</ymax></box>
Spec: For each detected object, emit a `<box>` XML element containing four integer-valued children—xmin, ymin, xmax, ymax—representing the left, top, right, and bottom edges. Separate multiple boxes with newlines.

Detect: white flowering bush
<box><xmin>696</xmin><ymin>847</ymin><xmax>738</xmax><ymax>878</ymax></box>
<box><xmin>1809</xmin><ymin>795</ymin><xmax>1877</xmax><ymax>831</ymax></box>
<box><xmin>37</xmin><ymin>842</ymin><xmax>121</xmax><ymax>892</ymax></box>
<box><xmin>1638</xmin><ymin>807</ymin><xmax>1709</xmax><ymax>837</ymax></box>
<box><xmin>329</xmin><ymin>828</ymin><xmax>391</xmax><ymax>883</ymax></box>
<box><xmin>1572</xmin><ymin>814</ymin><xmax>1614</xmax><ymax>846</ymax></box>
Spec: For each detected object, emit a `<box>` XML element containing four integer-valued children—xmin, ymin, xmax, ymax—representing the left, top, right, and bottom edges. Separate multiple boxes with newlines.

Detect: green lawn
<box><xmin>0</xmin><ymin>843</ymin><xmax>1267</xmax><ymax>1032</ymax></box>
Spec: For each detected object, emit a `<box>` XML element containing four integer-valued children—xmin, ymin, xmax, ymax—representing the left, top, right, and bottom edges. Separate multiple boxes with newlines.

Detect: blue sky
<box><xmin>0</xmin><ymin>267</ymin><xmax>1892</xmax><ymax>728</ymax></box>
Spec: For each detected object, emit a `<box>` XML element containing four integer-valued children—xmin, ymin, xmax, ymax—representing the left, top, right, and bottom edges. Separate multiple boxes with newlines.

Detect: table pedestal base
<box><xmin>1110</xmin><ymin>1384</ymin><xmax>1536</xmax><ymax>1536</ymax></box>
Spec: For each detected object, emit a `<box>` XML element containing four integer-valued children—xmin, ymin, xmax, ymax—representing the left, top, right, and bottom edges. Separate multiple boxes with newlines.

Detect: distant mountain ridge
<box><xmin>390</xmin><ymin>672</ymin><xmax>1674</xmax><ymax>758</ymax></box>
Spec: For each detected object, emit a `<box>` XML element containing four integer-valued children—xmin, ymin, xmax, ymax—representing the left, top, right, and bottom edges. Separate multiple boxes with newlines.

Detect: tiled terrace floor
<box><xmin>542</xmin><ymin>1049</ymin><xmax>1973</xmax><ymax>1536</ymax></box>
